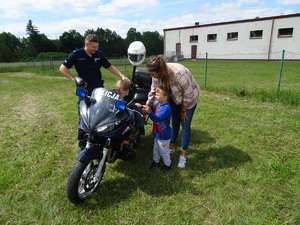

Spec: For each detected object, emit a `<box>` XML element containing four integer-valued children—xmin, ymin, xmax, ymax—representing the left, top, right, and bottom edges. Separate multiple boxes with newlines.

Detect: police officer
<box><xmin>59</xmin><ymin>34</ymin><xmax>129</xmax><ymax>150</ymax></box>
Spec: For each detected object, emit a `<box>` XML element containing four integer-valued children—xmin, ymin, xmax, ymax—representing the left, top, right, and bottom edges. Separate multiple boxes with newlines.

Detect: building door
<box><xmin>191</xmin><ymin>45</ymin><xmax>197</xmax><ymax>59</ymax></box>
<box><xmin>176</xmin><ymin>43</ymin><xmax>181</xmax><ymax>56</ymax></box>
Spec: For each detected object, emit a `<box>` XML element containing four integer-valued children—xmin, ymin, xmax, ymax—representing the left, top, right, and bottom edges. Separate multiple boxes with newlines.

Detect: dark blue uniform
<box><xmin>63</xmin><ymin>48</ymin><xmax>111</xmax><ymax>94</ymax></box>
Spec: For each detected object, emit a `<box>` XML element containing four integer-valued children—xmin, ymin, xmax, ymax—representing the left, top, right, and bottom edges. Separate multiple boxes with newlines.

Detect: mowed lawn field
<box><xmin>0</xmin><ymin>61</ymin><xmax>299</xmax><ymax>224</ymax></box>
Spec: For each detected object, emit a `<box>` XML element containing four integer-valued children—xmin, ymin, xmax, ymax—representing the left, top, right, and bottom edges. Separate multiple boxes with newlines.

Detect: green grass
<box><xmin>0</xmin><ymin>67</ymin><xmax>300</xmax><ymax>224</ymax></box>
<box><xmin>1</xmin><ymin>59</ymin><xmax>299</xmax><ymax>106</ymax></box>
<box><xmin>180</xmin><ymin>60</ymin><xmax>300</xmax><ymax>106</ymax></box>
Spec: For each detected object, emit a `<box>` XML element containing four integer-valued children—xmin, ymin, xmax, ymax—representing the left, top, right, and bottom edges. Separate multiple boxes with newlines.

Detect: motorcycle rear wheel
<box><xmin>66</xmin><ymin>159</ymin><xmax>105</xmax><ymax>204</ymax></box>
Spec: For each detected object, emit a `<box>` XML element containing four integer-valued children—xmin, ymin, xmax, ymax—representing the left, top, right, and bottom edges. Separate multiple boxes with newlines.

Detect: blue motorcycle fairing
<box><xmin>79</xmin><ymin>88</ymin><xmax>128</xmax><ymax>134</ymax></box>
<box><xmin>77</xmin><ymin>145</ymin><xmax>103</xmax><ymax>162</ymax></box>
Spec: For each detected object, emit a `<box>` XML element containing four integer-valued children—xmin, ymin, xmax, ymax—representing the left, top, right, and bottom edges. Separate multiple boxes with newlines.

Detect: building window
<box><xmin>207</xmin><ymin>34</ymin><xmax>217</xmax><ymax>42</ymax></box>
<box><xmin>278</xmin><ymin>28</ymin><xmax>293</xmax><ymax>37</ymax></box>
<box><xmin>227</xmin><ymin>32</ymin><xmax>238</xmax><ymax>40</ymax></box>
<box><xmin>250</xmin><ymin>30</ymin><xmax>263</xmax><ymax>39</ymax></box>
<box><xmin>190</xmin><ymin>35</ymin><xmax>198</xmax><ymax>42</ymax></box>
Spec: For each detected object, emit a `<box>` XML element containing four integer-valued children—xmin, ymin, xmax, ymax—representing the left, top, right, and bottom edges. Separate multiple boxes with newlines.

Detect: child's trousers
<box><xmin>153</xmin><ymin>138</ymin><xmax>171</xmax><ymax>166</ymax></box>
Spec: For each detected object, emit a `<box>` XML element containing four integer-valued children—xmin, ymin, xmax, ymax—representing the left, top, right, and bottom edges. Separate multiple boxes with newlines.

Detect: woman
<box><xmin>146</xmin><ymin>56</ymin><xmax>200</xmax><ymax>169</ymax></box>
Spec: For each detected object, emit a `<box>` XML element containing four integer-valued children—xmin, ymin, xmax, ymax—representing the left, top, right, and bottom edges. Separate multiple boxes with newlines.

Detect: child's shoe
<box><xmin>161</xmin><ymin>163</ymin><xmax>172</xmax><ymax>172</ymax></box>
<box><xmin>149</xmin><ymin>161</ymin><xmax>159</xmax><ymax>170</ymax></box>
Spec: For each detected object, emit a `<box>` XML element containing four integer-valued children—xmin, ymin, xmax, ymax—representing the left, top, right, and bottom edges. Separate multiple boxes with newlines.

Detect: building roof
<box><xmin>163</xmin><ymin>13</ymin><xmax>300</xmax><ymax>32</ymax></box>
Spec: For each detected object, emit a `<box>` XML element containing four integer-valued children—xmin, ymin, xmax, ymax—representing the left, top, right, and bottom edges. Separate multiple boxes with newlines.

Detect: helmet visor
<box><xmin>129</xmin><ymin>54</ymin><xmax>144</xmax><ymax>63</ymax></box>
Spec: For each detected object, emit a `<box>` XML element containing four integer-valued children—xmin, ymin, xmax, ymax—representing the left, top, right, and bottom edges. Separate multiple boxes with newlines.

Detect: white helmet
<box><xmin>127</xmin><ymin>41</ymin><xmax>146</xmax><ymax>66</ymax></box>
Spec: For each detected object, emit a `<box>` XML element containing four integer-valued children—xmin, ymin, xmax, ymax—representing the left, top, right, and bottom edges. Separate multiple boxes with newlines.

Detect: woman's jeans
<box><xmin>169</xmin><ymin>98</ymin><xmax>197</xmax><ymax>151</ymax></box>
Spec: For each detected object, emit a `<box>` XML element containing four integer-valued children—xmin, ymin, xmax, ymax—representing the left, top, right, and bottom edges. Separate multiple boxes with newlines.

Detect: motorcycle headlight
<box><xmin>96</xmin><ymin>120</ymin><xmax>121</xmax><ymax>134</ymax></box>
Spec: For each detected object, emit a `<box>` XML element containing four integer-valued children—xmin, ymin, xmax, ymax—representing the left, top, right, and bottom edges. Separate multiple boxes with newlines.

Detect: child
<box><xmin>115</xmin><ymin>79</ymin><xmax>131</xmax><ymax>99</ymax></box>
<box><xmin>139</xmin><ymin>86</ymin><xmax>172</xmax><ymax>171</ymax></box>
<box><xmin>115</xmin><ymin>79</ymin><xmax>145</xmax><ymax>135</ymax></box>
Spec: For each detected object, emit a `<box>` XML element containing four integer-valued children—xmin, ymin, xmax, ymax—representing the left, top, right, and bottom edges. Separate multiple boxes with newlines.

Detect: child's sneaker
<box><xmin>177</xmin><ymin>155</ymin><xmax>186</xmax><ymax>168</ymax></box>
<box><xmin>161</xmin><ymin>163</ymin><xmax>172</xmax><ymax>172</ymax></box>
<box><xmin>149</xmin><ymin>161</ymin><xmax>160</xmax><ymax>170</ymax></box>
<box><xmin>169</xmin><ymin>148</ymin><xmax>175</xmax><ymax>154</ymax></box>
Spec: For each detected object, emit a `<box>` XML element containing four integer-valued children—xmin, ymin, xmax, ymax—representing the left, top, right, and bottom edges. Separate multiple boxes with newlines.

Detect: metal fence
<box><xmin>25</xmin><ymin>57</ymin><xmax>132</xmax><ymax>73</ymax></box>
<box><xmin>200</xmin><ymin>50</ymin><xmax>300</xmax><ymax>105</ymax></box>
<box><xmin>24</xmin><ymin>51</ymin><xmax>299</xmax><ymax>106</ymax></box>
<box><xmin>26</xmin><ymin>59</ymin><xmax>62</xmax><ymax>71</ymax></box>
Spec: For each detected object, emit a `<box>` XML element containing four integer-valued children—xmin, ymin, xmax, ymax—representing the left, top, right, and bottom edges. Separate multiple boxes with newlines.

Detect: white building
<box><xmin>163</xmin><ymin>13</ymin><xmax>300</xmax><ymax>60</ymax></box>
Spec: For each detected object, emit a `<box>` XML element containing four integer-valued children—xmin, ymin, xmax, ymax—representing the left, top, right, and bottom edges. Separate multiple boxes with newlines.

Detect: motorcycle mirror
<box><xmin>115</xmin><ymin>100</ymin><xmax>126</xmax><ymax>111</ymax></box>
<box><xmin>74</xmin><ymin>77</ymin><xmax>85</xmax><ymax>87</ymax></box>
<box><xmin>76</xmin><ymin>87</ymin><xmax>88</xmax><ymax>98</ymax></box>
<box><xmin>132</xmin><ymin>91</ymin><xmax>148</xmax><ymax>102</ymax></box>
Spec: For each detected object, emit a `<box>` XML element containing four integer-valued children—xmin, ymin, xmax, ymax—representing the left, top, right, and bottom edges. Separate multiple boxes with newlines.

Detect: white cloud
<box><xmin>277</xmin><ymin>0</ymin><xmax>300</xmax><ymax>5</ymax></box>
<box><xmin>0</xmin><ymin>0</ymin><xmax>104</xmax><ymax>18</ymax></box>
<box><xmin>2</xmin><ymin>9</ymin><xmax>26</xmax><ymax>19</ymax></box>
<box><xmin>96</xmin><ymin>0</ymin><xmax>159</xmax><ymax>16</ymax></box>
<box><xmin>0</xmin><ymin>0</ymin><xmax>299</xmax><ymax>40</ymax></box>
<box><xmin>236</xmin><ymin>0</ymin><xmax>261</xmax><ymax>4</ymax></box>
<box><xmin>1</xmin><ymin>0</ymin><xmax>59</xmax><ymax>13</ymax></box>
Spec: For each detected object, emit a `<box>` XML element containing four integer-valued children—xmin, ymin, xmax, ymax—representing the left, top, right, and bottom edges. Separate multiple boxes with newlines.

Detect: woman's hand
<box><xmin>180</xmin><ymin>110</ymin><xmax>188</xmax><ymax>123</ymax></box>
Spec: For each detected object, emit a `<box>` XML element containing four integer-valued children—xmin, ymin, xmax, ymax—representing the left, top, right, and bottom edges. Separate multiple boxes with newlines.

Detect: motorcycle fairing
<box><xmin>79</xmin><ymin>87</ymin><xmax>130</xmax><ymax>136</ymax></box>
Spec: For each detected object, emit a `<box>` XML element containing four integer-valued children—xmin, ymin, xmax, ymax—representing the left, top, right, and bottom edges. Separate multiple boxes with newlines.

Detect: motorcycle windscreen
<box><xmin>83</xmin><ymin>88</ymin><xmax>125</xmax><ymax>132</ymax></box>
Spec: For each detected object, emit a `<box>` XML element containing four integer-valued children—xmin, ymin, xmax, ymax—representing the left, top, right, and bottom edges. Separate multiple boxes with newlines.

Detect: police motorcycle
<box><xmin>66</xmin><ymin>41</ymin><xmax>152</xmax><ymax>204</ymax></box>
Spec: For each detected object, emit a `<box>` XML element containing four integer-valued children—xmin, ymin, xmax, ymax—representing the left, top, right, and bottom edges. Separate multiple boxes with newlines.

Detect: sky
<box><xmin>1</xmin><ymin>0</ymin><xmax>300</xmax><ymax>40</ymax></box>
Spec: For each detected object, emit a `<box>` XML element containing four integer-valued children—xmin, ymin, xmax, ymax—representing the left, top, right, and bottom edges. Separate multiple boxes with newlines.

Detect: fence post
<box><xmin>204</xmin><ymin>52</ymin><xmax>208</xmax><ymax>87</ymax></box>
<box><xmin>277</xmin><ymin>50</ymin><xmax>285</xmax><ymax>92</ymax></box>
<box><xmin>124</xmin><ymin>55</ymin><xmax>127</xmax><ymax>76</ymax></box>
<box><xmin>51</xmin><ymin>58</ymin><xmax>54</xmax><ymax>72</ymax></box>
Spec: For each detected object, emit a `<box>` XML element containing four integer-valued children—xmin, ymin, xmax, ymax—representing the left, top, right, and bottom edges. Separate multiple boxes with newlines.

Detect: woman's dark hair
<box><xmin>146</xmin><ymin>55</ymin><xmax>170</xmax><ymax>91</ymax></box>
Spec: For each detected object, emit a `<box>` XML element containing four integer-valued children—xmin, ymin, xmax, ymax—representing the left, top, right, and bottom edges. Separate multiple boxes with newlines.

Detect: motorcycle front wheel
<box><xmin>66</xmin><ymin>159</ymin><xmax>105</xmax><ymax>204</ymax></box>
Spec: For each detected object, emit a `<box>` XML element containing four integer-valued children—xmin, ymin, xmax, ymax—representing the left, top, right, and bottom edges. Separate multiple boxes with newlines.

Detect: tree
<box><xmin>0</xmin><ymin>32</ymin><xmax>23</xmax><ymax>62</ymax></box>
<box><xmin>1</xmin><ymin>22</ymin><xmax>165</xmax><ymax>61</ymax></box>
<box><xmin>105</xmin><ymin>29</ymin><xmax>125</xmax><ymax>57</ymax></box>
<box><xmin>125</xmin><ymin>28</ymin><xmax>143</xmax><ymax>47</ymax></box>
<box><xmin>38</xmin><ymin>34</ymin><xmax>57</xmax><ymax>52</ymax></box>
<box><xmin>23</xmin><ymin>42</ymin><xmax>37</xmax><ymax>59</ymax></box>
<box><xmin>84</xmin><ymin>28</ymin><xmax>126</xmax><ymax>57</ymax></box>
<box><xmin>59</xmin><ymin>30</ymin><xmax>84</xmax><ymax>53</ymax></box>
<box><xmin>50</xmin><ymin>39</ymin><xmax>61</xmax><ymax>52</ymax></box>
<box><xmin>110</xmin><ymin>31</ymin><xmax>127</xmax><ymax>57</ymax></box>
<box><xmin>26</xmin><ymin>20</ymin><xmax>39</xmax><ymax>36</ymax></box>
<box><xmin>142</xmin><ymin>31</ymin><xmax>163</xmax><ymax>56</ymax></box>
<box><xmin>25</xmin><ymin>20</ymin><xmax>40</xmax><ymax>56</ymax></box>
<box><xmin>0</xmin><ymin>43</ymin><xmax>12</xmax><ymax>62</ymax></box>
<box><xmin>25</xmin><ymin>20</ymin><xmax>57</xmax><ymax>56</ymax></box>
